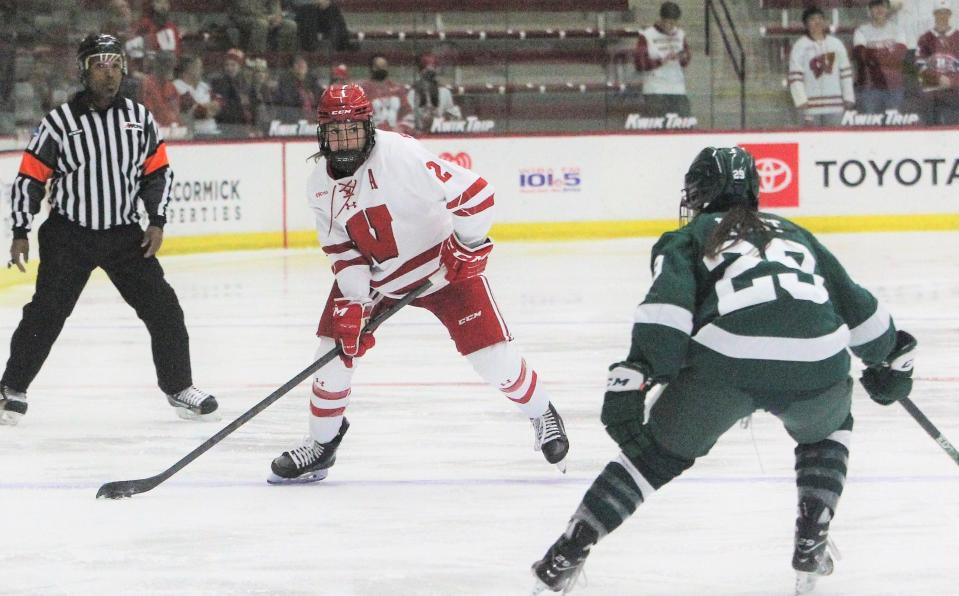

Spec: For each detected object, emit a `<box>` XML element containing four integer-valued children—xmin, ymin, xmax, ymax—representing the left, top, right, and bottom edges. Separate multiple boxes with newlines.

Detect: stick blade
<box><xmin>96</xmin><ymin>479</ymin><xmax>152</xmax><ymax>500</ymax></box>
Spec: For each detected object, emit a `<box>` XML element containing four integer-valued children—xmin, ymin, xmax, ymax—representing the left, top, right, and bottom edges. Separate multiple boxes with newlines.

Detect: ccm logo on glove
<box><xmin>440</xmin><ymin>234</ymin><xmax>493</xmax><ymax>282</ymax></box>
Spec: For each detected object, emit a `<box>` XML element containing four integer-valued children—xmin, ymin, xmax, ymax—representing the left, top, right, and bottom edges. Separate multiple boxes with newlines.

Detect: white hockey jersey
<box><xmin>788</xmin><ymin>34</ymin><xmax>855</xmax><ymax>115</ymax></box>
<box><xmin>635</xmin><ymin>24</ymin><xmax>690</xmax><ymax>95</ymax></box>
<box><xmin>307</xmin><ymin>130</ymin><xmax>495</xmax><ymax>301</ymax></box>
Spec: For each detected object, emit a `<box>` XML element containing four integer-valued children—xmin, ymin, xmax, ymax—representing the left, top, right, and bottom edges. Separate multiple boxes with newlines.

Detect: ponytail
<box><xmin>703</xmin><ymin>205</ymin><xmax>772</xmax><ymax>259</ymax></box>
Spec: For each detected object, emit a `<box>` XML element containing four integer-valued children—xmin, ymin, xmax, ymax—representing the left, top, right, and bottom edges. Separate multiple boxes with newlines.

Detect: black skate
<box><xmin>166</xmin><ymin>386</ymin><xmax>220</xmax><ymax>421</ymax></box>
<box><xmin>0</xmin><ymin>385</ymin><xmax>28</xmax><ymax>426</ymax></box>
<box><xmin>793</xmin><ymin>517</ymin><xmax>840</xmax><ymax>595</ymax></box>
<box><xmin>531</xmin><ymin>402</ymin><xmax>569</xmax><ymax>472</ymax></box>
<box><xmin>268</xmin><ymin>418</ymin><xmax>350</xmax><ymax>485</ymax></box>
<box><xmin>531</xmin><ymin>520</ymin><xmax>596</xmax><ymax>595</ymax></box>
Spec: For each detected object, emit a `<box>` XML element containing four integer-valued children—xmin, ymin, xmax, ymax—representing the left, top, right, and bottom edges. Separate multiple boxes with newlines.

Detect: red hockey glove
<box><xmin>439</xmin><ymin>234</ymin><xmax>493</xmax><ymax>282</ymax></box>
<box><xmin>332</xmin><ymin>299</ymin><xmax>375</xmax><ymax>365</ymax></box>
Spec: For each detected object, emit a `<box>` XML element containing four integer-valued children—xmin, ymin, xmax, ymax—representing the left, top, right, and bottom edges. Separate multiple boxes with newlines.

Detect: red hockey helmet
<box><xmin>315</xmin><ymin>84</ymin><xmax>376</xmax><ymax>174</ymax></box>
<box><xmin>317</xmin><ymin>83</ymin><xmax>373</xmax><ymax>124</ymax></box>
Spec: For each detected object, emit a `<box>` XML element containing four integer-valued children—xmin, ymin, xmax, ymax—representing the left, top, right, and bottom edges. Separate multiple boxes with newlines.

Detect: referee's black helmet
<box><xmin>77</xmin><ymin>33</ymin><xmax>128</xmax><ymax>84</ymax></box>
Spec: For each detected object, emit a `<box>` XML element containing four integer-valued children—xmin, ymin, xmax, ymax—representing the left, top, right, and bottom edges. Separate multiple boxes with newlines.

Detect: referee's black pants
<box><xmin>2</xmin><ymin>213</ymin><xmax>193</xmax><ymax>396</ymax></box>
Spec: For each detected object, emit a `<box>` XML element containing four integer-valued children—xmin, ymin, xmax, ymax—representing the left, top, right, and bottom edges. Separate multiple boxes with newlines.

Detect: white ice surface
<box><xmin>1</xmin><ymin>233</ymin><xmax>957</xmax><ymax>596</ymax></box>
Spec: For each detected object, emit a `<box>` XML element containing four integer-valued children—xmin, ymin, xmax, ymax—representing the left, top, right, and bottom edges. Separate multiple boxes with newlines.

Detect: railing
<box><xmin>705</xmin><ymin>0</ymin><xmax>747</xmax><ymax>129</ymax></box>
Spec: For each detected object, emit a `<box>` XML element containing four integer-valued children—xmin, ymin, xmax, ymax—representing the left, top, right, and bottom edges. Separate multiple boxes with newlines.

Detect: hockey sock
<box><xmin>795</xmin><ymin>415</ymin><xmax>853</xmax><ymax>524</ymax></box>
<box><xmin>309</xmin><ymin>338</ymin><xmax>356</xmax><ymax>443</ymax></box>
<box><xmin>573</xmin><ymin>427</ymin><xmax>693</xmax><ymax>540</ymax></box>
<box><xmin>466</xmin><ymin>341</ymin><xmax>550</xmax><ymax>417</ymax></box>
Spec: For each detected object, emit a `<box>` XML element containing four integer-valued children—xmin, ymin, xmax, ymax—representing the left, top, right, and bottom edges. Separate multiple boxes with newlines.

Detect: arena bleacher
<box><xmin>0</xmin><ymin>0</ymin><xmax>946</xmax><ymax>139</ymax></box>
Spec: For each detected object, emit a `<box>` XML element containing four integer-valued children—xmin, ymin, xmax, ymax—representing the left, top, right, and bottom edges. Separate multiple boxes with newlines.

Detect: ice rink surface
<box><xmin>1</xmin><ymin>232</ymin><xmax>957</xmax><ymax>596</ymax></box>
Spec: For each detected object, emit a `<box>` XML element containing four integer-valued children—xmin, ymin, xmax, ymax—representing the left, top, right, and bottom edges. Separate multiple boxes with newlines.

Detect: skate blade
<box><xmin>0</xmin><ymin>411</ymin><xmax>23</xmax><ymax>426</ymax></box>
<box><xmin>174</xmin><ymin>407</ymin><xmax>222</xmax><ymax>422</ymax></box>
<box><xmin>554</xmin><ymin>458</ymin><xmax>567</xmax><ymax>474</ymax></box>
<box><xmin>529</xmin><ymin>576</ymin><xmax>552</xmax><ymax>595</ymax></box>
<box><xmin>266</xmin><ymin>469</ymin><xmax>330</xmax><ymax>485</ymax></box>
<box><xmin>795</xmin><ymin>572</ymin><xmax>818</xmax><ymax>595</ymax></box>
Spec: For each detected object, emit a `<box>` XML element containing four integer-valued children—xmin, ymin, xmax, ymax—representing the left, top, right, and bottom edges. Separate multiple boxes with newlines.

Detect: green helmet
<box><xmin>680</xmin><ymin>146</ymin><xmax>760</xmax><ymax>223</ymax></box>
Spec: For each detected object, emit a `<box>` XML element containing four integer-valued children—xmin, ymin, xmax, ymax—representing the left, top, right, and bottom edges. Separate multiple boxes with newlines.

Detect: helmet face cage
<box><xmin>77</xmin><ymin>34</ymin><xmax>128</xmax><ymax>82</ymax></box>
<box><xmin>316</xmin><ymin>84</ymin><xmax>376</xmax><ymax>173</ymax></box>
<box><xmin>680</xmin><ymin>149</ymin><xmax>723</xmax><ymax>224</ymax></box>
<box><xmin>80</xmin><ymin>53</ymin><xmax>128</xmax><ymax>76</ymax></box>
<box><xmin>317</xmin><ymin>119</ymin><xmax>376</xmax><ymax>172</ymax></box>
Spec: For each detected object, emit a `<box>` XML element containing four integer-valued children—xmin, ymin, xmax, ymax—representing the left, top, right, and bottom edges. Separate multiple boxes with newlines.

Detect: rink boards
<box><xmin>2</xmin><ymin>127</ymin><xmax>959</xmax><ymax>262</ymax></box>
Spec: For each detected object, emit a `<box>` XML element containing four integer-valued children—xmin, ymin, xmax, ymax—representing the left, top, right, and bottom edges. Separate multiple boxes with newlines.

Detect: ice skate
<box><xmin>531</xmin><ymin>402</ymin><xmax>569</xmax><ymax>472</ymax></box>
<box><xmin>530</xmin><ymin>520</ymin><xmax>595</xmax><ymax>594</ymax></box>
<box><xmin>268</xmin><ymin>418</ymin><xmax>349</xmax><ymax>484</ymax></box>
<box><xmin>166</xmin><ymin>386</ymin><xmax>220</xmax><ymax>421</ymax></box>
<box><xmin>0</xmin><ymin>385</ymin><xmax>28</xmax><ymax>426</ymax></box>
<box><xmin>793</xmin><ymin>516</ymin><xmax>840</xmax><ymax>595</ymax></box>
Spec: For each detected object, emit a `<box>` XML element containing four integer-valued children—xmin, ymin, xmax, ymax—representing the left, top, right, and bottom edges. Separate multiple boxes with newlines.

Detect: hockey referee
<box><xmin>0</xmin><ymin>34</ymin><xmax>218</xmax><ymax>426</ymax></box>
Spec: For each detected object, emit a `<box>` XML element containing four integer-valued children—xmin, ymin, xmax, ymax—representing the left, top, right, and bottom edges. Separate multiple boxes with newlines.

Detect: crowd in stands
<box><xmin>3</xmin><ymin>0</ymin><xmax>959</xmax><ymax>140</ymax></box>
<box><xmin>0</xmin><ymin>0</ymin><xmax>435</xmax><ymax>140</ymax></box>
<box><xmin>789</xmin><ymin>0</ymin><xmax>959</xmax><ymax>126</ymax></box>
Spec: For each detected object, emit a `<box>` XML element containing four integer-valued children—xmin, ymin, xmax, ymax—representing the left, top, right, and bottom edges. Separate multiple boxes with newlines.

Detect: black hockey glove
<box><xmin>602</xmin><ymin>360</ymin><xmax>653</xmax><ymax>447</ymax></box>
<box><xmin>860</xmin><ymin>330</ymin><xmax>917</xmax><ymax>406</ymax></box>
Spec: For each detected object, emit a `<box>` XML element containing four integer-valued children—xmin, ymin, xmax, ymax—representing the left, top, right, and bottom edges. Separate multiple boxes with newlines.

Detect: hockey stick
<box><xmin>899</xmin><ymin>397</ymin><xmax>959</xmax><ymax>467</ymax></box>
<box><xmin>96</xmin><ymin>278</ymin><xmax>435</xmax><ymax>499</ymax></box>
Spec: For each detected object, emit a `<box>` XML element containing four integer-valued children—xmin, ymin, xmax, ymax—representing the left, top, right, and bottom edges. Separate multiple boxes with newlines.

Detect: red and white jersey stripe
<box><xmin>307</xmin><ymin>130</ymin><xmax>495</xmax><ymax>300</ymax></box>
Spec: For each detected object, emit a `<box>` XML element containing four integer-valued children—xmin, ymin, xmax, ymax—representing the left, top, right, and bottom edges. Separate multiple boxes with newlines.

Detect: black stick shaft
<box><xmin>97</xmin><ymin>279</ymin><xmax>433</xmax><ymax>497</ymax></box>
<box><xmin>899</xmin><ymin>397</ymin><xmax>959</xmax><ymax>466</ymax></box>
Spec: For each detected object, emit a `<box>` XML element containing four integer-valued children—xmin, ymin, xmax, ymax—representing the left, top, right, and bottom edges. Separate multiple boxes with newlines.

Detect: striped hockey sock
<box><xmin>795</xmin><ymin>424</ymin><xmax>852</xmax><ymax>522</ymax></box>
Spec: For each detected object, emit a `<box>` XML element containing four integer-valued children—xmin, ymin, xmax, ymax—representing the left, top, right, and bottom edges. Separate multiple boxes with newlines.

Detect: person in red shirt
<box><xmin>853</xmin><ymin>0</ymin><xmax>908</xmax><ymax>114</ymax></box>
<box><xmin>358</xmin><ymin>54</ymin><xmax>415</xmax><ymax>135</ymax></box>
<box><xmin>141</xmin><ymin>52</ymin><xmax>181</xmax><ymax>128</ymax></box>
<box><xmin>916</xmin><ymin>1</ymin><xmax>959</xmax><ymax>124</ymax></box>
<box><xmin>132</xmin><ymin>0</ymin><xmax>181</xmax><ymax>57</ymax></box>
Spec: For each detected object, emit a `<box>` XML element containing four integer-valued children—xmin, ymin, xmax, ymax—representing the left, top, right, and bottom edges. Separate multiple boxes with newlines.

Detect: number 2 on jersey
<box><xmin>426</xmin><ymin>161</ymin><xmax>452</xmax><ymax>182</ymax></box>
<box><xmin>703</xmin><ymin>237</ymin><xmax>828</xmax><ymax>315</ymax></box>
<box><xmin>346</xmin><ymin>204</ymin><xmax>399</xmax><ymax>264</ymax></box>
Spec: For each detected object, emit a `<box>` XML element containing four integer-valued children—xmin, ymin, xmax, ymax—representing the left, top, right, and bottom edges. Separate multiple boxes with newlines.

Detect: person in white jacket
<box><xmin>788</xmin><ymin>7</ymin><xmax>856</xmax><ymax>126</ymax></box>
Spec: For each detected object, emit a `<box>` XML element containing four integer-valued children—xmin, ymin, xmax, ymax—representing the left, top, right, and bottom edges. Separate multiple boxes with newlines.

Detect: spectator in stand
<box><xmin>211</xmin><ymin>48</ymin><xmax>253</xmax><ymax>134</ymax></box>
<box><xmin>916</xmin><ymin>0</ymin><xmax>959</xmax><ymax>124</ymax></box>
<box><xmin>890</xmin><ymin>0</ymin><xmax>959</xmax><ymax>113</ymax></box>
<box><xmin>248</xmin><ymin>56</ymin><xmax>276</xmax><ymax>133</ymax></box>
<box><xmin>317</xmin><ymin>63</ymin><xmax>349</xmax><ymax>96</ymax></box>
<box><xmin>132</xmin><ymin>0</ymin><xmax>181</xmax><ymax>57</ymax></box>
<box><xmin>103</xmin><ymin>0</ymin><xmax>134</xmax><ymax>42</ymax></box>
<box><xmin>273</xmin><ymin>55</ymin><xmax>317</xmax><ymax>123</ymax></box>
<box><xmin>407</xmin><ymin>52</ymin><xmax>462</xmax><ymax>133</ymax></box>
<box><xmin>895</xmin><ymin>0</ymin><xmax>959</xmax><ymax>46</ymax></box>
<box><xmin>330</xmin><ymin>63</ymin><xmax>349</xmax><ymax>84</ymax></box>
<box><xmin>788</xmin><ymin>6</ymin><xmax>855</xmax><ymax>126</ymax></box>
<box><xmin>101</xmin><ymin>0</ymin><xmax>149</xmax><ymax>102</ymax></box>
<box><xmin>853</xmin><ymin>0</ymin><xmax>908</xmax><ymax>114</ymax></box>
<box><xmin>294</xmin><ymin>0</ymin><xmax>354</xmax><ymax>53</ymax></box>
<box><xmin>228</xmin><ymin>0</ymin><xmax>297</xmax><ymax>54</ymax></box>
<box><xmin>634</xmin><ymin>2</ymin><xmax>691</xmax><ymax>118</ymax></box>
<box><xmin>140</xmin><ymin>51</ymin><xmax>182</xmax><ymax>129</ymax></box>
<box><xmin>174</xmin><ymin>55</ymin><xmax>221</xmax><ymax>136</ymax></box>
<box><xmin>359</xmin><ymin>54</ymin><xmax>414</xmax><ymax>134</ymax></box>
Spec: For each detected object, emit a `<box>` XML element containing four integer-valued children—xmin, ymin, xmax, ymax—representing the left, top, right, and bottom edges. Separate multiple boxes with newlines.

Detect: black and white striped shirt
<box><xmin>9</xmin><ymin>92</ymin><xmax>174</xmax><ymax>237</ymax></box>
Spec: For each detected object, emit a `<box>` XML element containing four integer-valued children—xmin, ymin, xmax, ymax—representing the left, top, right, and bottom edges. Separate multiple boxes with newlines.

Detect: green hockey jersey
<box><xmin>628</xmin><ymin>212</ymin><xmax>897</xmax><ymax>391</ymax></box>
